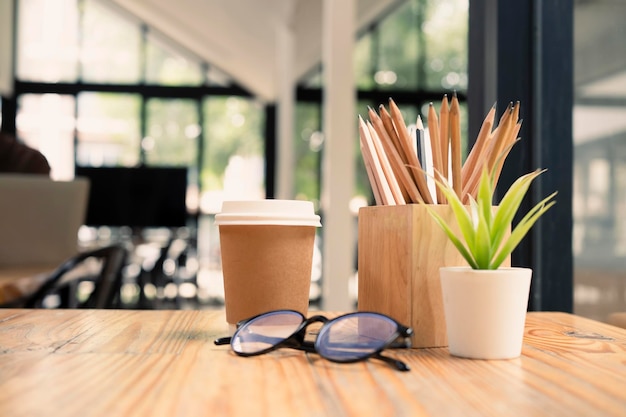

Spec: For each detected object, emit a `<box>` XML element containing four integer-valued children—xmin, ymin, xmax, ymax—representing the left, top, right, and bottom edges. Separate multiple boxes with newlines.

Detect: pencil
<box><xmin>365</xmin><ymin>120</ymin><xmax>406</xmax><ymax>205</ymax></box>
<box><xmin>449</xmin><ymin>92</ymin><xmax>462</xmax><ymax>198</ymax></box>
<box><xmin>461</xmin><ymin>102</ymin><xmax>496</xmax><ymax>189</ymax></box>
<box><xmin>485</xmin><ymin>102</ymin><xmax>515</xmax><ymax>174</ymax></box>
<box><xmin>439</xmin><ymin>95</ymin><xmax>450</xmax><ymax>183</ymax></box>
<box><xmin>368</xmin><ymin>109</ymin><xmax>423</xmax><ymax>204</ymax></box>
<box><xmin>358</xmin><ymin>116</ymin><xmax>387</xmax><ymax>205</ymax></box>
<box><xmin>378</xmin><ymin>104</ymin><xmax>408</xmax><ymax>168</ymax></box>
<box><xmin>388</xmin><ymin>98</ymin><xmax>433</xmax><ymax>204</ymax></box>
<box><xmin>416</xmin><ymin>115</ymin><xmax>435</xmax><ymax>202</ymax></box>
<box><xmin>427</xmin><ymin>103</ymin><xmax>444</xmax><ymax>203</ymax></box>
<box><xmin>492</xmin><ymin>118</ymin><xmax>523</xmax><ymax>189</ymax></box>
<box><xmin>416</xmin><ymin>115</ymin><xmax>426</xmax><ymax>168</ymax></box>
<box><xmin>357</xmin><ymin>95</ymin><xmax>528</xmax><ymax>207</ymax></box>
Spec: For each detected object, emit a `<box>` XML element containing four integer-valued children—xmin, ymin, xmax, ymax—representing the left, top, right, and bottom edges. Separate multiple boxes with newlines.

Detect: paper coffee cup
<box><xmin>215</xmin><ymin>200</ymin><xmax>321</xmax><ymax>331</ymax></box>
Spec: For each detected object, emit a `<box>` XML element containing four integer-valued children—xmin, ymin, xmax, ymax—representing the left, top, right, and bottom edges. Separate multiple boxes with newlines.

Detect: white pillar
<box><xmin>321</xmin><ymin>0</ymin><xmax>356</xmax><ymax>311</ymax></box>
<box><xmin>275</xmin><ymin>24</ymin><xmax>296</xmax><ymax>200</ymax></box>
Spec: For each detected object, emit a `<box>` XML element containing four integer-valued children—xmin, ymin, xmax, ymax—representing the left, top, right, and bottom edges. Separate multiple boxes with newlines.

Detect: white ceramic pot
<box><xmin>439</xmin><ymin>266</ymin><xmax>532</xmax><ymax>359</ymax></box>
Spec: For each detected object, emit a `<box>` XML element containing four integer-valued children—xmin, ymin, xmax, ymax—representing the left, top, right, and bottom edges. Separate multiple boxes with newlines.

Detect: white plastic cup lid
<box><xmin>214</xmin><ymin>200</ymin><xmax>322</xmax><ymax>227</ymax></box>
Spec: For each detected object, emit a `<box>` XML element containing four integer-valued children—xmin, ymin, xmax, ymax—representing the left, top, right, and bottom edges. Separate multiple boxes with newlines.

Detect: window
<box><xmin>201</xmin><ymin>96</ymin><xmax>265</xmax><ymax>211</ymax></box>
<box><xmin>16</xmin><ymin>0</ymin><xmax>79</xmax><ymax>82</ymax></box>
<box><xmin>16</xmin><ymin>93</ymin><xmax>75</xmax><ymax>180</ymax></box>
<box><xmin>294</xmin><ymin>102</ymin><xmax>322</xmax><ymax>204</ymax></box>
<box><xmin>573</xmin><ymin>0</ymin><xmax>626</xmax><ymax>323</ymax></box>
<box><xmin>80</xmin><ymin>0</ymin><xmax>142</xmax><ymax>84</ymax></box>
<box><xmin>145</xmin><ymin>33</ymin><xmax>204</xmax><ymax>86</ymax></box>
<box><xmin>145</xmin><ymin>98</ymin><xmax>199</xmax><ymax>166</ymax></box>
<box><xmin>76</xmin><ymin>92</ymin><xmax>141</xmax><ymax>167</ymax></box>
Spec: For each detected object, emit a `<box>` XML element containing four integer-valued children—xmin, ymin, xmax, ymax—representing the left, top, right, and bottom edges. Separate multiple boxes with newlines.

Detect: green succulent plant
<box><xmin>423</xmin><ymin>168</ymin><xmax>557</xmax><ymax>270</ymax></box>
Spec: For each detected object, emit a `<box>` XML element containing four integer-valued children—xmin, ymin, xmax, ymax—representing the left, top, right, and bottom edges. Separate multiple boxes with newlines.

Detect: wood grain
<box><xmin>1</xmin><ymin>309</ymin><xmax>625</xmax><ymax>417</ymax></box>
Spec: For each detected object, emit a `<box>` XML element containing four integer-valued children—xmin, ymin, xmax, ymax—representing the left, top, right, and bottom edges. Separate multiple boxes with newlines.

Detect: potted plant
<box><xmin>421</xmin><ymin>167</ymin><xmax>557</xmax><ymax>359</ymax></box>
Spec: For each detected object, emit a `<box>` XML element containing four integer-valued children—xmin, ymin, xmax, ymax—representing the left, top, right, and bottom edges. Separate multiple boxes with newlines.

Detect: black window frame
<box><xmin>468</xmin><ymin>0</ymin><xmax>574</xmax><ymax>312</ymax></box>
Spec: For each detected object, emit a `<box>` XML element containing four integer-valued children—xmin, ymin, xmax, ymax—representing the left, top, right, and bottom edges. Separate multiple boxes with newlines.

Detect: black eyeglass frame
<box><xmin>214</xmin><ymin>310</ymin><xmax>413</xmax><ymax>371</ymax></box>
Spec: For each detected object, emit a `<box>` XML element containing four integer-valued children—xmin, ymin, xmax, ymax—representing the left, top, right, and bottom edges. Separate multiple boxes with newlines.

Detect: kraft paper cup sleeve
<box><xmin>216</xmin><ymin>200</ymin><xmax>320</xmax><ymax>327</ymax></box>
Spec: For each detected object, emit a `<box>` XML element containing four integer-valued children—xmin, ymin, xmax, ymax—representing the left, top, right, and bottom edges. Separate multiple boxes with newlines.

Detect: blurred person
<box><xmin>0</xmin><ymin>131</ymin><xmax>50</xmax><ymax>175</ymax></box>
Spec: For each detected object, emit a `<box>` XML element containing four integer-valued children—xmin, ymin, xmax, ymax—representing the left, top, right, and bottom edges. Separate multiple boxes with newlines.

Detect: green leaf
<box><xmin>491</xmin><ymin>193</ymin><xmax>557</xmax><ymax>268</ymax></box>
<box><xmin>422</xmin><ymin>204</ymin><xmax>480</xmax><ymax>269</ymax></box>
<box><xmin>491</xmin><ymin>169</ymin><xmax>544</xmax><ymax>250</ymax></box>
<box><xmin>431</xmin><ymin>171</ymin><xmax>477</xmax><ymax>251</ymax></box>
<box><xmin>416</xmin><ymin>164</ymin><xmax>557</xmax><ymax>271</ymax></box>
<box><xmin>476</xmin><ymin>168</ymin><xmax>494</xmax><ymax>232</ymax></box>
<box><xmin>473</xmin><ymin>200</ymin><xmax>493</xmax><ymax>269</ymax></box>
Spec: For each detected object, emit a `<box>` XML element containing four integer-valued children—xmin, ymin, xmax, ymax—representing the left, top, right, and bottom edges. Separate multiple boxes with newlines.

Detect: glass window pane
<box><xmin>80</xmin><ymin>0</ymin><xmax>141</xmax><ymax>83</ymax></box>
<box><xmin>145</xmin><ymin>98</ymin><xmax>199</xmax><ymax>166</ymax></box>
<box><xmin>573</xmin><ymin>0</ymin><xmax>626</xmax><ymax>324</ymax></box>
<box><xmin>201</xmin><ymin>96</ymin><xmax>265</xmax><ymax>213</ymax></box>
<box><xmin>16</xmin><ymin>93</ymin><xmax>75</xmax><ymax>180</ymax></box>
<box><xmin>295</xmin><ymin>102</ymin><xmax>322</xmax><ymax>204</ymax></box>
<box><xmin>422</xmin><ymin>0</ymin><xmax>469</xmax><ymax>91</ymax></box>
<box><xmin>16</xmin><ymin>0</ymin><xmax>79</xmax><ymax>82</ymax></box>
<box><xmin>354</xmin><ymin>33</ymin><xmax>374</xmax><ymax>90</ymax></box>
<box><xmin>145</xmin><ymin>33</ymin><xmax>203</xmax><ymax>86</ymax></box>
<box><xmin>376</xmin><ymin>1</ymin><xmax>419</xmax><ymax>90</ymax></box>
<box><xmin>76</xmin><ymin>92</ymin><xmax>141</xmax><ymax>167</ymax></box>
<box><xmin>352</xmin><ymin>0</ymin><xmax>469</xmax><ymax>91</ymax></box>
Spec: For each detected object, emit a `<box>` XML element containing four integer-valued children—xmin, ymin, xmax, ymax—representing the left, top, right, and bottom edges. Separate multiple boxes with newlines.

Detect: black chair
<box><xmin>19</xmin><ymin>244</ymin><xmax>128</xmax><ymax>309</ymax></box>
<box><xmin>135</xmin><ymin>237</ymin><xmax>193</xmax><ymax>309</ymax></box>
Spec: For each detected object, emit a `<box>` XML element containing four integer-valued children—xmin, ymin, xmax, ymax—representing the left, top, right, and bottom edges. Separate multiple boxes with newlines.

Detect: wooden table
<box><xmin>0</xmin><ymin>265</ymin><xmax>54</xmax><ymax>305</ymax></box>
<box><xmin>0</xmin><ymin>309</ymin><xmax>625</xmax><ymax>417</ymax></box>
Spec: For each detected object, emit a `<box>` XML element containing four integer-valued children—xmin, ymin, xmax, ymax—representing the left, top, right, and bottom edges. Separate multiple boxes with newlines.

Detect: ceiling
<box><xmin>105</xmin><ymin>1</ymin><xmax>625</xmax><ymax>99</ymax></box>
<box><xmin>108</xmin><ymin>0</ymin><xmax>406</xmax><ymax>102</ymax></box>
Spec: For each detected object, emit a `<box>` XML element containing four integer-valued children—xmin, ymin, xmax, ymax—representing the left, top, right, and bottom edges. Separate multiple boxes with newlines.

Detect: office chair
<box><xmin>135</xmin><ymin>237</ymin><xmax>193</xmax><ymax>309</ymax></box>
<box><xmin>20</xmin><ymin>244</ymin><xmax>128</xmax><ymax>309</ymax></box>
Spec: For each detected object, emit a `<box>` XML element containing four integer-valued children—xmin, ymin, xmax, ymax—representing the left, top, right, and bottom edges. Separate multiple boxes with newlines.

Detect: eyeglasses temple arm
<box><xmin>214</xmin><ymin>334</ymin><xmax>317</xmax><ymax>350</ymax></box>
<box><xmin>374</xmin><ymin>352</ymin><xmax>410</xmax><ymax>372</ymax></box>
<box><xmin>214</xmin><ymin>337</ymin><xmax>232</xmax><ymax>345</ymax></box>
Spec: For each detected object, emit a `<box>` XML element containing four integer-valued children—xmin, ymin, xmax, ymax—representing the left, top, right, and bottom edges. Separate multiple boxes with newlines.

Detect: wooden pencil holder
<box><xmin>357</xmin><ymin>204</ymin><xmax>509</xmax><ymax>348</ymax></box>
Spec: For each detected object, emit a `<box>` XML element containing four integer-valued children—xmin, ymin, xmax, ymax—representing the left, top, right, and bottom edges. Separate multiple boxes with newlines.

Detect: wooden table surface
<box><xmin>0</xmin><ymin>309</ymin><xmax>625</xmax><ymax>417</ymax></box>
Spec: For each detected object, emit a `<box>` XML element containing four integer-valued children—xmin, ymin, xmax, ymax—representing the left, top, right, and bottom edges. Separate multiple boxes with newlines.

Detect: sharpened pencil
<box><xmin>427</xmin><ymin>103</ymin><xmax>444</xmax><ymax>203</ymax></box>
<box><xmin>439</xmin><ymin>95</ymin><xmax>450</xmax><ymax>183</ymax></box>
<box><xmin>449</xmin><ymin>92</ymin><xmax>462</xmax><ymax>198</ymax></box>
<box><xmin>358</xmin><ymin>94</ymin><xmax>528</xmax><ymax>206</ymax></box>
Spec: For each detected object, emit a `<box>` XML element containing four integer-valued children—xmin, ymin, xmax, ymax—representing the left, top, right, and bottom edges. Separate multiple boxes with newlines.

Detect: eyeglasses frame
<box><xmin>215</xmin><ymin>310</ymin><xmax>413</xmax><ymax>371</ymax></box>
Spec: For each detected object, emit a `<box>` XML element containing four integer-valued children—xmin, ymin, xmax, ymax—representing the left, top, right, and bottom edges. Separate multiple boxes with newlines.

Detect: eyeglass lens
<box><xmin>232</xmin><ymin>310</ymin><xmax>303</xmax><ymax>354</ymax></box>
<box><xmin>315</xmin><ymin>313</ymin><xmax>399</xmax><ymax>362</ymax></box>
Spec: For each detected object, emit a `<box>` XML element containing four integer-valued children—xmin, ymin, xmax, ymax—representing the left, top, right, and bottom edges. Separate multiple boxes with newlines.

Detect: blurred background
<box><xmin>0</xmin><ymin>0</ymin><xmax>624</xmax><ymax>322</ymax></box>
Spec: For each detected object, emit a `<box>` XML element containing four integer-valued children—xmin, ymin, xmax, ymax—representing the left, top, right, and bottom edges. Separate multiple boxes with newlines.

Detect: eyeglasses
<box><xmin>214</xmin><ymin>310</ymin><xmax>413</xmax><ymax>371</ymax></box>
